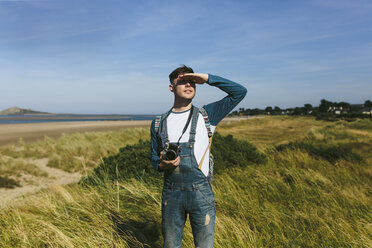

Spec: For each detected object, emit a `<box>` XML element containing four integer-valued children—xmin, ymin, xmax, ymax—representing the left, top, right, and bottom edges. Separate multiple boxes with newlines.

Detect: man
<box><xmin>150</xmin><ymin>65</ymin><xmax>246</xmax><ymax>248</ymax></box>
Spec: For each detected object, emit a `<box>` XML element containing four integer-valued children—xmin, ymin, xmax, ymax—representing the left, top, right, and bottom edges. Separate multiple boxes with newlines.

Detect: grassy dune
<box><xmin>218</xmin><ymin>116</ymin><xmax>328</xmax><ymax>150</ymax></box>
<box><xmin>0</xmin><ymin>128</ymin><xmax>149</xmax><ymax>181</ymax></box>
<box><xmin>0</xmin><ymin>117</ymin><xmax>371</xmax><ymax>247</ymax></box>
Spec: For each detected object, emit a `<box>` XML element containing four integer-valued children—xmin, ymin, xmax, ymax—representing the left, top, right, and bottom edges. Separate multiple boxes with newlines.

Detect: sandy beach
<box><xmin>0</xmin><ymin>120</ymin><xmax>152</xmax><ymax>146</ymax></box>
<box><xmin>0</xmin><ymin>116</ymin><xmax>254</xmax><ymax>146</ymax></box>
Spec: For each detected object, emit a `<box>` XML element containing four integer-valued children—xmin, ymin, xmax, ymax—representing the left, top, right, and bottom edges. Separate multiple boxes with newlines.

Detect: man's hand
<box><xmin>178</xmin><ymin>73</ymin><xmax>208</xmax><ymax>85</ymax></box>
<box><xmin>159</xmin><ymin>151</ymin><xmax>180</xmax><ymax>171</ymax></box>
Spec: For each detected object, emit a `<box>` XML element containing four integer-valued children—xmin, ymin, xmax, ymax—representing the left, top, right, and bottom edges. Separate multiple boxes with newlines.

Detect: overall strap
<box><xmin>188</xmin><ymin>106</ymin><xmax>200</xmax><ymax>144</ymax></box>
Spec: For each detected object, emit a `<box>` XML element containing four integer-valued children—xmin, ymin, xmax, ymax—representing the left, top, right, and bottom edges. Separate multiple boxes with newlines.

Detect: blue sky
<box><xmin>0</xmin><ymin>0</ymin><xmax>371</xmax><ymax>114</ymax></box>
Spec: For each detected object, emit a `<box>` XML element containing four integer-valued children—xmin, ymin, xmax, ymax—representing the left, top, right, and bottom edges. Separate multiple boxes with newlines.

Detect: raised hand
<box><xmin>178</xmin><ymin>73</ymin><xmax>209</xmax><ymax>85</ymax></box>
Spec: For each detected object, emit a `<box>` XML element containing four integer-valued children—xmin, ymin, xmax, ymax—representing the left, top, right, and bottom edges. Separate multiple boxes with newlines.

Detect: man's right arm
<box><xmin>150</xmin><ymin>119</ymin><xmax>162</xmax><ymax>171</ymax></box>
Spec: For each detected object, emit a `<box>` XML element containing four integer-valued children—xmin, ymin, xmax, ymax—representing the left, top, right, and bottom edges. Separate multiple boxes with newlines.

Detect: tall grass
<box><xmin>0</xmin><ymin>157</ymin><xmax>48</xmax><ymax>188</ymax></box>
<box><xmin>0</xmin><ymin>183</ymin><xmax>157</xmax><ymax>247</ymax></box>
<box><xmin>0</xmin><ymin>157</ymin><xmax>48</xmax><ymax>178</ymax></box>
<box><xmin>217</xmin><ymin>116</ymin><xmax>329</xmax><ymax>150</ymax></box>
<box><xmin>0</xmin><ymin>116</ymin><xmax>371</xmax><ymax>247</ymax></box>
<box><xmin>0</xmin><ymin>128</ymin><xmax>149</xmax><ymax>173</ymax></box>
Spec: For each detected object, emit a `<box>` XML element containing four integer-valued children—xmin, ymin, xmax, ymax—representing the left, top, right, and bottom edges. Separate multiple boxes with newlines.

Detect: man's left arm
<box><xmin>177</xmin><ymin>73</ymin><xmax>247</xmax><ymax>126</ymax></box>
<box><xmin>203</xmin><ymin>74</ymin><xmax>247</xmax><ymax>126</ymax></box>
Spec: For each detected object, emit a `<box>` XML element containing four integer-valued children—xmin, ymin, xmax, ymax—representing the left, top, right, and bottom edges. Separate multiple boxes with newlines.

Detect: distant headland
<box><xmin>0</xmin><ymin>107</ymin><xmax>51</xmax><ymax>115</ymax></box>
<box><xmin>0</xmin><ymin>107</ymin><xmax>156</xmax><ymax>124</ymax></box>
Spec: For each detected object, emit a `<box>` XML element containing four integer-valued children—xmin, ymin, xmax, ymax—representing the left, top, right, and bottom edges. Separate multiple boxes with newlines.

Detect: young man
<box><xmin>150</xmin><ymin>65</ymin><xmax>246</xmax><ymax>248</ymax></box>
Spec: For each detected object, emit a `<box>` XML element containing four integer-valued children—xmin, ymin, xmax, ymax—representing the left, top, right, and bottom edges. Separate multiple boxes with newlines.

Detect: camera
<box><xmin>163</xmin><ymin>143</ymin><xmax>180</xmax><ymax>161</ymax></box>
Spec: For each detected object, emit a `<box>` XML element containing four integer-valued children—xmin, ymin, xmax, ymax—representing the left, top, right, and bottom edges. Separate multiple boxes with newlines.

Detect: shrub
<box><xmin>211</xmin><ymin>133</ymin><xmax>267</xmax><ymax>174</ymax></box>
<box><xmin>275</xmin><ymin>142</ymin><xmax>363</xmax><ymax>163</ymax></box>
<box><xmin>346</xmin><ymin>118</ymin><xmax>372</xmax><ymax>131</ymax></box>
<box><xmin>0</xmin><ymin>176</ymin><xmax>20</xmax><ymax>189</ymax></box>
<box><xmin>316</xmin><ymin>113</ymin><xmax>372</xmax><ymax>121</ymax></box>
<box><xmin>81</xmin><ymin>133</ymin><xmax>266</xmax><ymax>186</ymax></box>
<box><xmin>80</xmin><ymin>140</ymin><xmax>161</xmax><ymax>186</ymax></box>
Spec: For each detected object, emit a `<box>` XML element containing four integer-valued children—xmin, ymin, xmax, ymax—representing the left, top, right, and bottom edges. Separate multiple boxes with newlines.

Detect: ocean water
<box><xmin>0</xmin><ymin>114</ymin><xmax>156</xmax><ymax>124</ymax></box>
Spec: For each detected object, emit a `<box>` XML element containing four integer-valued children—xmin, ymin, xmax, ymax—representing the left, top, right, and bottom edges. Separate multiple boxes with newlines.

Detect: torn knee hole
<box><xmin>205</xmin><ymin>214</ymin><xmax>210</xmax><ymax>225</ymax></box>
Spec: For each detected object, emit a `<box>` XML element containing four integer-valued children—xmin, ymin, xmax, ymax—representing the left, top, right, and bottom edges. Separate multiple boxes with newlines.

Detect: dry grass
<box><xmin>0</xmin><ymin>128</ymin><xmax>149</xmax><ymax>173</ymax></box>
<box><xmin>0</xmin><ymin>116</ymin><xmax>371</xmax><ymax>247</ymax></box>
<box><xmin>217</xmin><ymin>116</ymin><xmax>328</xmax><ymax>150</ymax></box>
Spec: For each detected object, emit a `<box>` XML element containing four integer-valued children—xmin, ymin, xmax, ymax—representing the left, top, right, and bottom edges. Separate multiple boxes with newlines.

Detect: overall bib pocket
<box><xmin>179</xmin><ymin>153</ymin><xmax>193</xmax><ymax>173</ymax></box>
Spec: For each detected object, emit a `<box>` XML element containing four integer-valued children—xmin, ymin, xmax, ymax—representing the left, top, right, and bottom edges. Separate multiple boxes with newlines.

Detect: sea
<box><xmin>0</xmin><ymin>114</ymin><xmax>156</xmax><ymax>124</ymax></box>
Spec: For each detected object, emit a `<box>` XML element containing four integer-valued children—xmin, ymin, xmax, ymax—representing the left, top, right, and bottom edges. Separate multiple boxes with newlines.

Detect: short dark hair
<box><xmin>169</xmin><ymin>65</ymin><xmax>194</xmax><ymax>83</ymax></box>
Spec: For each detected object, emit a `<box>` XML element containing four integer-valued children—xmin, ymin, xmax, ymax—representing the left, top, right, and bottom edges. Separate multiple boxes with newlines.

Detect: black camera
<box><xmin>163</xmin><ymin>143</ymin><xmax>181</xmax><ymax>161</ymax></box>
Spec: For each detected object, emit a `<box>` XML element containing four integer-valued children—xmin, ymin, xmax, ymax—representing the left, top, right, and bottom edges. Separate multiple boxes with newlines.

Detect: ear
<box><xmin>169</xmin><ymin>83</ymin><xmax>174</xmax><ymax>92</ymax></box>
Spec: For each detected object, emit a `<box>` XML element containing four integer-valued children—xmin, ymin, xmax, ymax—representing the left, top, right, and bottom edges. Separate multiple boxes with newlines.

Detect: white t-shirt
<box><xmin>166</xmin><ymin>109</ymin><xmax>216</xmax><ymax>177</ymax></box>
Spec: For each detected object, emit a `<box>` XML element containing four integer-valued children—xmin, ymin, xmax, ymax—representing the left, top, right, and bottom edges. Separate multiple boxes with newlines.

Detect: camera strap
<box><xmin>198</xmin><ymin>135</ymin><xmax>213</xmax><ymax>170</ymax></box>
<box><xmin>198</xmin><ymin>107</ymin><xmax>213</xmax><ymax>170</ymax></box>
<box><xmin>177</xmin><ymin>106</ymin><xmax>194</xmax><ymax>145</ymax></box>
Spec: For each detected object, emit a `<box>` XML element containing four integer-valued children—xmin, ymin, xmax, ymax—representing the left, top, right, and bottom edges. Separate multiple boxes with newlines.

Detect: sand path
<box><xmin>0</xmin><ymin>158</ymin><xmax>81</xmax><ymax>207</ymax></box>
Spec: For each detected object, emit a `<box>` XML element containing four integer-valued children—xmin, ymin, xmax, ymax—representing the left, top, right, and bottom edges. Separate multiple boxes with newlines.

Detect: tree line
<box><xmin>231</xmin><ymin>99</ymin><xmax>372</xmax><ymax>118</ymax></box>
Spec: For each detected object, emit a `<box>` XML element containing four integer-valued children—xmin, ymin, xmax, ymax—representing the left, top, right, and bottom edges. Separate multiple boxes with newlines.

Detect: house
<box><xmin>362</xmin><ymin>108</ymin><xmax>372</xmax><ymax>115</ymax></box>
<box><xmin>327</xmin><ymin>106</ymin><xmax>348</xmax><ymax>115</ymax></box>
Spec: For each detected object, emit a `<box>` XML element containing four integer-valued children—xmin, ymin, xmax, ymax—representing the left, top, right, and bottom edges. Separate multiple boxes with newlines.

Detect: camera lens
<box><xmin>164</xmin><ymin>150</ymin><xmax>177</xmax><ymax>161</ymax></box>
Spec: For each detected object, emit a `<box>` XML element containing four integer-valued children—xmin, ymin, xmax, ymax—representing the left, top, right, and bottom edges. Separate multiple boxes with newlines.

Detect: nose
<box><xmin>186</xmin><ymin>81</ymin><xmax>195</xmax><ymax>87</ymax></box>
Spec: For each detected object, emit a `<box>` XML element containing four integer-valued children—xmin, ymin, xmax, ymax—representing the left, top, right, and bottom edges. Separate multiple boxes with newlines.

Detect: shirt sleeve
<box><xmin>150</xmin><ymin>119</ymin><xmax>161</xmax><ymax>172</ymax></box>
<box><xmin>203</xmin><ymin>74</ymin><xmax>247</xmax><ymax>126</ymax></box>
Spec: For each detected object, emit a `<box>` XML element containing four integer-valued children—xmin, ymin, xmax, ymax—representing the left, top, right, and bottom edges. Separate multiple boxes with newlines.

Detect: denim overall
<box><xmin>159</xmin><ymin>106</ymin><xmax>215</xmax><ymax>248</ymax></box>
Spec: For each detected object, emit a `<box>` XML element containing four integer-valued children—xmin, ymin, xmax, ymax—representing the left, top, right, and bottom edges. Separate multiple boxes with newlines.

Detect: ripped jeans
<box><xmin>162</xmin><ymin>179</ymin><xmax>215</xmax><ymax>248</ymax></box>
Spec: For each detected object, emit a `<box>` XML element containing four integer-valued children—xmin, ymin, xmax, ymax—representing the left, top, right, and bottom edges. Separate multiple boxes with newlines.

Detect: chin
<box><xmin>179</xmin><ymin>96</ymin><xmax>194</xmax><ymax>101</ymax></box>
<box><xmin>175</xmin><ymin>91</ymin><xmax>195</xmax><ymax>99</ymax></box>
<box><xmin>184</xmin><ymin>93</ymin><xmax>196</xmax><ymax>99</ymax></box>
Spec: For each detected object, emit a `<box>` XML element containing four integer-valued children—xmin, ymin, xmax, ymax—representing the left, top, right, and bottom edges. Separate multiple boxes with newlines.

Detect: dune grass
<box><xmin>217</xmin><ymin>116</ymin><xmax>328</xmax><ymax>150</ymax></box>
<box><xmin>0</xmin><ymin>156</ymin><xmax>48</xmax><ymax>188</ymax></box>
<box><xmin>0</xmin><ymin>116</ymin><xmax>371</xmax><ymax>247</ymax></box>
<box><xmin>0</xmin><ymin>157</ymin><xmax>48</xmax><ymax>178</ymax></box>
<box><xmin>0</xmin><ymin>128</ymin><xmax>149</xmax><ymax>173</ymax></box>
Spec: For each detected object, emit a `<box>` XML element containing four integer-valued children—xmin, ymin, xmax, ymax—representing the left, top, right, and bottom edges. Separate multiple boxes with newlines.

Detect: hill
<box><xmin>0</xmin><ymin>106</ymin><xmax>50</xmax><ymax>115</ymax></box>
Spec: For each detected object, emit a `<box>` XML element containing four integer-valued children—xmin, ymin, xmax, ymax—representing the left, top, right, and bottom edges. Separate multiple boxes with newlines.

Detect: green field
<box><xmin>0</xmin><ymin>116</ymin><xmax>371</xmax><ymax>247</ymax></box>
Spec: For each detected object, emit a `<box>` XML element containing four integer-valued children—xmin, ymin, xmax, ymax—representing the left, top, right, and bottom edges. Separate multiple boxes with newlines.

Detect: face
<box><xmin>169</xmin><ymin>75</ymin><xmax>196</xmax><ymax>100</ymax></box>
